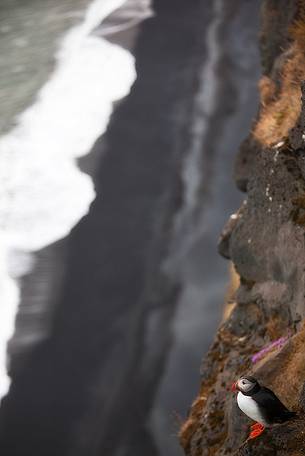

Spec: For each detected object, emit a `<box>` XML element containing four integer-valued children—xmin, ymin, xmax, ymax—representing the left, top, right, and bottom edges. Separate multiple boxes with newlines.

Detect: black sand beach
<box><xmin>0</xmin><ymin>1</ymin><xmax>261</xmax><ymax>455</ymax></box>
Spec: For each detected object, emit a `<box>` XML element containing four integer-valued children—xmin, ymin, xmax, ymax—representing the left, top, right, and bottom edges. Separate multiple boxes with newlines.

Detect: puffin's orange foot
<box><xmin>248</xmin><ymin>424</ymin><xmax>265</xmax><ymax>440</ymax></box>
<box><xmin>251</xmin><ymin>422</ymin><xmax>263</xmax><ymax>431</ymax></box>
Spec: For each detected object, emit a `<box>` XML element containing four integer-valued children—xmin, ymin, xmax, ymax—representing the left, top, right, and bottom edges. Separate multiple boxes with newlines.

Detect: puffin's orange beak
<box><xmin>231</xmin><ymin>382</ymin><xmax>237</xmax><ymax>392</ymax></box>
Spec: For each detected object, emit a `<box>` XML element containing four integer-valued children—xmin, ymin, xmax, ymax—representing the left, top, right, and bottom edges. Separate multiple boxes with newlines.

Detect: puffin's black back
<box><xmin>252</xmin><ymin>386</ymin><xmax>295</xmax><ymax>424</ymax></box>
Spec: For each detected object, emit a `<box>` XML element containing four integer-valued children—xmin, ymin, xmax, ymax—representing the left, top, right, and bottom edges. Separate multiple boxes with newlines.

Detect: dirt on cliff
<box><xmin>180</xmin><ymin>1</ymin><xmax>305</xmax><ymax>455</ymax></box>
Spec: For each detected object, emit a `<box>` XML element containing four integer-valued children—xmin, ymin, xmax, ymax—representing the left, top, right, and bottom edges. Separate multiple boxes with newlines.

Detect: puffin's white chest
<box><xmin>237</xmin><ymin>392</ymin><xmax>266</xmax><ymax>425</ymax></box>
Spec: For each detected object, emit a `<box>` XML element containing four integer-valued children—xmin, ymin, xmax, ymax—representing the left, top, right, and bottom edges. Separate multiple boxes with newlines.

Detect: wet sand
<box><xmin>152</xmin><ymin>2</ymin><xmax>261</xmax><ymax>453</ymax></box>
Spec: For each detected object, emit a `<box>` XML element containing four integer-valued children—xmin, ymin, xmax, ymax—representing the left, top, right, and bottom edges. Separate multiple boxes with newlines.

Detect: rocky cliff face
<box><xmin>180</xmin><ymin>1</ymin><xmax>305</xmax><ymax>454</ymax></box>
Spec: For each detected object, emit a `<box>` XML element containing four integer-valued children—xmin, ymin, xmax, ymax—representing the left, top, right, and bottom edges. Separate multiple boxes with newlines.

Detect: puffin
<box><xmin>231</xmin><ymin>375</ymin><xmax>295</xmax><ymax>439</ymax></box>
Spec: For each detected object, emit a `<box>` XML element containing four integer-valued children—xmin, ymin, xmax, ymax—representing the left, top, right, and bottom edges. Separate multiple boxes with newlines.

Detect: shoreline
<box><xmin>0</xmin><ymin>1</ymin><xmax>261</xmax><ymax>456</ymax></box>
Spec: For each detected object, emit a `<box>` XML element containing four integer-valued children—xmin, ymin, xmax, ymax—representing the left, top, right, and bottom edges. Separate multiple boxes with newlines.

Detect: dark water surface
<box><xmin>0</xmin><ymin>0</ymin><xmax>92</xmax><ymax>134</ymax></box>
<box><xmin>0</xmin><ymin>1</ymin><xmax>261</xmax><ymax>455</ymax></box>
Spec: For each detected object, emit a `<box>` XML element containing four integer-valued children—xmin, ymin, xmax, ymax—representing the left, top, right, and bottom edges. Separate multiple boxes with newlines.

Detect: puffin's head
<box><xmin>231</xmin><ymin>376</ymin><xmax>260</xmax><ymax>395</ymax></box>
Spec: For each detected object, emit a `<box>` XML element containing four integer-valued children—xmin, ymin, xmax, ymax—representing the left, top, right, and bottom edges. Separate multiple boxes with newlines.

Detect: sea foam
<box><xmin>0</xmin><ymin>0</ymin><xmax>137</xmax><ymax>399</ymax></box>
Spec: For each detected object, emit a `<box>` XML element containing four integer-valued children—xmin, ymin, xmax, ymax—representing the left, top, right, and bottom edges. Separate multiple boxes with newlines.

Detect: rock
<box><xmin>218</xmin><ymin>204</ymin><xmax>245</xmax><ymax>259</ymax></box>
<box><xmin>233</xmin><ymin>137</ymin><xmax>261</xmax><ymax>192</ymax></box>
<box><xmin>289</xmin><ymin>82</ymin><xmax>305</xmax><ymax>151</ymax></box>
<box><xmin>233</xmin><ymin>416</ymin><xmax>305</xmax><ymax>456</ymax></box>
<box><xmin>180</xmin><ymin>0</ymin><xmax>305</xmax><ymax>454</ymax></box>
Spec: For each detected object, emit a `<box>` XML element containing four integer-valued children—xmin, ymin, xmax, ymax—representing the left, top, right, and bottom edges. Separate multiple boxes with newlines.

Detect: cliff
<box><xmin>180</xmin><ymin>1</ymin><xmax>305</xmax><ymax>454</ymax></box>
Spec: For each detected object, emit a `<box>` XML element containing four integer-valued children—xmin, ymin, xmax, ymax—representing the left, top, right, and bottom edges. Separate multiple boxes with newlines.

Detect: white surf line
<box><xmin>0</xmin><ymin>0</ymin><xmax>137</xmax><ymax>399</ymax></box>
<box><xmin>166</xmin><ymin>0</ymin><xmax>224</xmax><ymax>270</ymax></box>
<box><xmin>97</xmin><ymin>0</ymin><xmax>153</xmax><ymax>36</ymax></box>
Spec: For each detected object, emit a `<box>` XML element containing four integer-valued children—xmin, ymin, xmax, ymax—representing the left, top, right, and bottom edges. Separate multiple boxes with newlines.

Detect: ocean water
<box><xmin>0</xmin><ymin>0</ymin><xmax>146</xmax><ymax>399</ymax></box>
